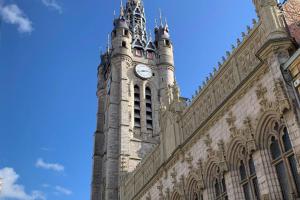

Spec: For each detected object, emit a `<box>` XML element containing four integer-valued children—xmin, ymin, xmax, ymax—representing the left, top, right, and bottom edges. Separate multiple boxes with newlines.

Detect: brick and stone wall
<box><xmin>283</xmin><ymin>0</ymin><xmax>300</xmax><ymax>44</ymax></box>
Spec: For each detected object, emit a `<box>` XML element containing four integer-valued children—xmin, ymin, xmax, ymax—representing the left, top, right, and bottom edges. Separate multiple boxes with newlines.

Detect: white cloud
<box><xmin>54</xmin><ymin>186</ymin><xmax>72</xmax><ymax>196</ymax></box>
<box><xmin>41</xmin><ymin>0</ymin><xmax>62</xmax><ymax>13</ymax></box>
<box><xmin>0</xmin><ymin>3</ymin><xmax>33</xmax><ymax>33</ymax></box>
<box><xmin>35</xmin><ymin>158</ymin><xmax>64</xmax><ymax>172</ymax></box>
<box><xmin>41</xmin><ymin>184</ymin><xmax>50</xmax><ymax>188</ymax></box>
<box><xmin>0</xmin><ymin>168</ymin><xmax>46</xmax><ymax>200</ymax></box>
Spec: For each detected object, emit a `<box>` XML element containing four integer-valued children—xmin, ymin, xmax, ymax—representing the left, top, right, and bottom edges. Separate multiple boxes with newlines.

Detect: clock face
<box><xmin>135</xmin><ymin>64</ymin><xmax>152</xmax><ymax>79</ymax></box>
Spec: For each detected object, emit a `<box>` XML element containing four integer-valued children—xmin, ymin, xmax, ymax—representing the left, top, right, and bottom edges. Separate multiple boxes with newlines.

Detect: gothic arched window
<box><xmin>214</xmin><ymin>168</ymin><xmax>227</xmax><ymax>200</ymax></box>
<box><xmin>187</xmin><ymin>179</ymin><xmax>203</xmax><ymax>200</ymax></box>
<box><xmin>145</xmin><ymin>87</ymin><xmax>153</xmax><ymax>131</ymax></box>
<box><xmin>134</xmin><ymin>85</ymin><xmax>141</xmax><ymax>128</ymax></box>
<box><xmin>270</xmin><ymin>126</ymin><xmax>300</xmax><ymax>199</ymax></box>
<box><xmin>239</xmin><ymin>151</ymin><xmax>260</xmax><ymax>200</ymax></box>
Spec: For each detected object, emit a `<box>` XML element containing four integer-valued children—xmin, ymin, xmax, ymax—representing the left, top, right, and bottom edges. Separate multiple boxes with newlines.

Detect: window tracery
<box><xmin>269</xmin><ymin>125</ymin><xmax>300</xmax><ymax>199</ymax></box>
<box><xmin>238</xmin><ymin>148</ymin><xmax>260</xmax><ymax>200</ymax></box>
<box><xmin>212</xmin><ymin>166</ymin><xmax>228</xmax><ymax>200</ymax></box>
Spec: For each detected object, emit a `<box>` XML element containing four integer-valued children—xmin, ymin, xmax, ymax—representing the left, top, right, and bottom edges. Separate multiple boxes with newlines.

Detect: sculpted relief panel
<box><xmin>181</xmin><ymin>24</ymin><xmax>266</xmax><ymax>141</ymax></box>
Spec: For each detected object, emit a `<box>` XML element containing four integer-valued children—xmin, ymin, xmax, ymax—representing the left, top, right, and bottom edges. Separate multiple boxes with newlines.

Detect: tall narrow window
<box><xmin>145</xmin><ymin>87</ymin><xmax>153</xmax><ymax>131</ymax></box>
<box><xmin>239</xmin><ymin>152</ymin><xmax>260</xmax><ymax>200</ymax></box>
<box><xmin>214</xmin><ymin>168</ymin><xmax>228</xmax><ymax>200</ymax></box>
<box><xmin>134</xmin><ymin>85</ymin><xmax>141</xmax><ymax>128</ymax></box>
<box><xmin>188</xmin><ymin>179</ymin><xmax>203</xmax><ymax>200</ymax></box>
<box><xmin>270</xmin><ymin>126</ymin><xmax>300</xmax><ymax>200</ymax></box>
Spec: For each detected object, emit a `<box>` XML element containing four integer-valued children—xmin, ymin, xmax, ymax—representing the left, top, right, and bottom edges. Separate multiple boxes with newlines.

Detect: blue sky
<box><xmin>0</xmin><ymin>0</ymin><xmax>256</xmax><ymax>199</ymax></box>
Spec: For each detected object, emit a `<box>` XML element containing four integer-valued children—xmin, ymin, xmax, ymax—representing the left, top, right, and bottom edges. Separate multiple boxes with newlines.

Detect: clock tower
<box><xmin>91</xmin><ymin>0</ymin><xmax>176</xmax><ymax>199</ymax></box>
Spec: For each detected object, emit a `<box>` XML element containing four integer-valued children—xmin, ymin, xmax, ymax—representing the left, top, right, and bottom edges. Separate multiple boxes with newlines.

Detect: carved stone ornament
<box><xmin>256</xmin><ymin>83</ymin><xmax>272</xmax><ymax>111</ymax></box>
<box><xmin>204</xmin><ymin>134</ymin><xmax>213</xmax><ymax>157</ymax></box>
<box><xmin>170</xmin><ymin>168</ymin><xmax>177</xmax><ymax>185</ymax></box>
<box><xmin>157</xmin><ymin>180</ymin><xmax>164</xmax><ymax>200</ymax></box>
<box><xmin>226</xmin><ymin>112</ymin><xmax>238</xmax><ymax>138</ymax></box>
<box><xmin>185</xmin><ymin>152</ymin><xmax>193</xmax><ymax>170</ymax></box>
<box><xmin>217</xmin><ymin>140</ymin><xmax>229</xmax><ymax>172</ymax></box>
<box><xmin>273</xmin><ymin>79</ymin><xmax>290</xmax><ymax>113</ymax></box>
<box><xmin>189</xmin><ymin>159</ymin><xmax>205</xmax><ymax>190</ymax></box>
<box><xmin>243</xmin><ymin>117</ymin><xmax>257</xmax><ymax>153</ymax></box>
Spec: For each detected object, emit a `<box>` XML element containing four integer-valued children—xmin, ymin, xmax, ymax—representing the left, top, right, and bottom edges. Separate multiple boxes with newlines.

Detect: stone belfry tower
<box><xmin>91</xmin><ymin>0</ymin><xmax>175</xmax><ymax>199</ymax></box>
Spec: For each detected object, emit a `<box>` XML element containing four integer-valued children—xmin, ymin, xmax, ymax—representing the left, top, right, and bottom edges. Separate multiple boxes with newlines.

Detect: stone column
<box><xmin>252</xmin><ymin>150</ymin><xmax>282</xmax><ymax>200</ymax></box>
<box><xmin>225</xmin><ymin>170</ymin><xmax>245</xmax><ymax>200</ymax></box>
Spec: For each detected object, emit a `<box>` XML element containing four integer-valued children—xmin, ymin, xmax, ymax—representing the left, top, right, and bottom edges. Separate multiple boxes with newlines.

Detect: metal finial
<box><xmin>226</xmin><ymin>51</ymin><xmax>230</xmax><ymax>57</ymax></box>
<box><xmin>213</xmin><ymin>67</ymin><xmax>217</xmax><ymax>73</ymax></box>
<box><xmin>247</xmin><ymin>25</ymin><xmax>251</xmax><ymax>33</ymax></box>
<box><xmin>218</xmin><ymin>62</ymin><xmax>222</xmax><ymax>68</ymax></box>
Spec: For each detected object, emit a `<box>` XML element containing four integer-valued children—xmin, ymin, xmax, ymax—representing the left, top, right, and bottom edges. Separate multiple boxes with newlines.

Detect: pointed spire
<box><xmin>155</xmin><ymin>18</ymin><xmax>158</xmax><ymax>28</ymax></box>
<box><xmin>120</xmin><ymin>0</ymin><xmax>124</xmax><ymax>17</ymax></box>
<box><xmin>107</xmin><ymin>34</ymin><xmax>110</xmax><ymax>53</ymax></box>
<box><xmin>165</xmin><ymin>17</ymin><xmax>168</xmax><ymax>28</ymax></box>
<box><xmin>126</xmin><ymin>0</ymin><xmax>148</xmax><ymax>45</ymax></box>
<box><xmin>159</xmin><ymin>8</ymin><xmax>163</xmax><ymax>26</ymax></box>
<box><xmin>148</xmin><ymin>29</ymin><xmax>152</xmax><ymax>41</ymax></box>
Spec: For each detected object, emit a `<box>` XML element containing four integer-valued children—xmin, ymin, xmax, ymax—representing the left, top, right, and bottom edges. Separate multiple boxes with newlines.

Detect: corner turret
<box><xmin>155</xmin><ymin>22</ymin><xmax>174</xmax><ymax>67</ymax></box>
<box><xmin>155</xmin><ymin>19</ymin><xmax>175</xmax><ymax>106</ymax></box>
<box><xmin>111</xmin><ymin>5</ymin><xmax>132</xmax><ymax>57</ymax></box>
<box><xmin>253</xmin><ymin>0</ymin><xmax>288</xmax><ymax>39</ymax></box>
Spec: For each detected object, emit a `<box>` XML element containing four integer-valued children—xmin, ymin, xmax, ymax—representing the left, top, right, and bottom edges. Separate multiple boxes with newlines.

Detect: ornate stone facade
<box><xmin>92</xmin><ymin>0</ymin><xmax>300</xmax><ymax>200</ymax></box>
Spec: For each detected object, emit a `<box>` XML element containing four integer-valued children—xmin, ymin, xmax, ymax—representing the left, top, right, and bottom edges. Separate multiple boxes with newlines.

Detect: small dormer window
<box><xmin>135</xmin><ymin>49</ymin><xmax>142</xmax><ymax>57</ymax></box>
<box><xmin>122</xmin><ymin>41</ymin><xmax>127</xmax><ymax>48</ymax></box>
<box><xmin>123</xmin><ymin>29</ymin><xmax>129</xmax><ymax>36</ymax></box>
<box><xmin>147</xmin><ymin>51</ymin><xmax>155</xmax><ymax>60</ymax></box>
<box><xmin>165</xmin><ymin>39</ymin><xmax>170</xmax><ymax>47</ymax></box>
